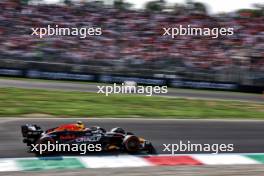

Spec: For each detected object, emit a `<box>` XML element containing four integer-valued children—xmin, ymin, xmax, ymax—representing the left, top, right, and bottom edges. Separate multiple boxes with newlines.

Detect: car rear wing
<box><xmin>21</xmin><ymin>124</ymin><xmax>43</xmax><ymax>138</ymax></box>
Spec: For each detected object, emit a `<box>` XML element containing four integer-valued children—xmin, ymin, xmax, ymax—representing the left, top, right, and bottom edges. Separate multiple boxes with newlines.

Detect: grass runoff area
<box><xmin>0</xmin><ymin>88</ymin><xmax>264</xmax><ymax>119</ymax></box>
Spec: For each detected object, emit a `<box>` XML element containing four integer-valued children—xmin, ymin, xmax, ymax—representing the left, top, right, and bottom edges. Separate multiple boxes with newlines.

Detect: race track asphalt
<box><xmin>0</xmin><ymin>79</ymin><xmax>263</xmax><ymax>175</ymax></box>
<box><xmin>1</xmin><ymin>118</ymin><xmax>264</xmax><ymax>158</ymax></box>
<box><xmin>0</xmin><ymin>79</ymin><xmax>263</xmax><ymax>102</ymax></box>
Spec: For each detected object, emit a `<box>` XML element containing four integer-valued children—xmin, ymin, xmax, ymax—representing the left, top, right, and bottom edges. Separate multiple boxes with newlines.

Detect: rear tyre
<box><xmin>35</xmin><ymin>136</ymin><xmax>55</xmax><ymax>156</ymax></box>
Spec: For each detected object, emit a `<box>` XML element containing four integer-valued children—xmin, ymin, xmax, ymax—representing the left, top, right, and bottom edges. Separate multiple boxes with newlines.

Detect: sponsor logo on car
<box><xmin>60</xmin><ymin>135</ymin><xmax>76</xmax><ymax>140</ymax></box>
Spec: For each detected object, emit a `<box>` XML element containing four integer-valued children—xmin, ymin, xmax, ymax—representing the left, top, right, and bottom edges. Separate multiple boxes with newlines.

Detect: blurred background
<box><xmin>1</xmin><ymin>3</ymin><xmax>264</xmax><ymax>173</ymax></box>
<box><xmin>0</xmin><ymin>0</ymin><xmax>263</xmax><ymax>92</ymax></box>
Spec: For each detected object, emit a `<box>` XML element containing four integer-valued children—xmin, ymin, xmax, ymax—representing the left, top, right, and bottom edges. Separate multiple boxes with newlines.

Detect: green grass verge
<box><xmin>0</xmin><ymin>87</ymin><xmax>263</xmax><ymax>119</ymax></box>
<box><xmin>0</xmin><ymin>76</ymin><xmax>259</xmax><ymax>96</ymax></box>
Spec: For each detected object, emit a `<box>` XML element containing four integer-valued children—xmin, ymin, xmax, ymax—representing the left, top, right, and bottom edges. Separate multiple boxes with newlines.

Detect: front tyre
<box><xmin>123</xmin><ymin>135</ymin><xmax>140</xmax><ymax>153</ymax></box>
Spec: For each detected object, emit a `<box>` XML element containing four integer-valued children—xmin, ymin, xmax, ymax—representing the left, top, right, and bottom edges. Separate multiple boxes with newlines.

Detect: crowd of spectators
<box><xmin>0</xmin><ymin>0</ymin><xmax>263</xmax><ymax>75</ymax></box>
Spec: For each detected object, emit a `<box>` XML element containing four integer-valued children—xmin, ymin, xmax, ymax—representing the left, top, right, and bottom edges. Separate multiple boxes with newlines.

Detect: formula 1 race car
<box><xmin>21</xmin><ymin>121</ymin><xmax>156</xmax><ymax>155</ymax></box>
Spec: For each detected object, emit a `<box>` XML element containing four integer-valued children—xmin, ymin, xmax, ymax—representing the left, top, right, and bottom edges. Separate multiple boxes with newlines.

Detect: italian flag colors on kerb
<box><xmin>1</xmin><ymin>154</ymin><xmax>264</xmax><ymax>172</ymax></box>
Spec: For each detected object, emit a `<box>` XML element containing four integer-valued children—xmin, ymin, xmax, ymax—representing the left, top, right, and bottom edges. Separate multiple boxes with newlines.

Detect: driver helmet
<box><xmin>76</xmin><ymin>121</ymin><xmax>85</xmax><ymax>130</ymax></box>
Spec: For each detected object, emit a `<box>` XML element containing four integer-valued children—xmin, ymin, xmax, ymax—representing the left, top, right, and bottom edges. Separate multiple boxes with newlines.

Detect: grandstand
<box><xmin>0</xmin><ymin>1</ymin><xmax>263</xmax><ymax>87</ymax></box>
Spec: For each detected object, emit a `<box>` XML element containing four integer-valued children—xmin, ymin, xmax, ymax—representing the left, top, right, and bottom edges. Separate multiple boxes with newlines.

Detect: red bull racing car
<box><xmin>21</xmin><ymin>121</ymin><xmax>156</xmax><ymax>155</ymax></box>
